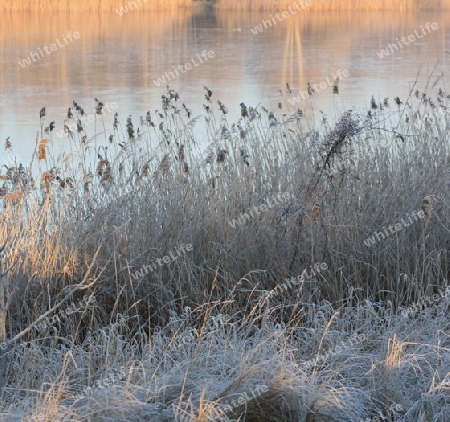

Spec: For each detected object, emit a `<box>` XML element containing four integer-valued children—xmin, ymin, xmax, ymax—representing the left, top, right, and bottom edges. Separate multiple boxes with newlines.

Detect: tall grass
<box><xmin>0</xmin><ymin>0</ymin><xmax>194</xmax><ymax>12</ymax></box>
<box><xmin>2</xmin><ymin>0</ymin><xmax>450</xmax><ymax>11</ymax></box>
<box><xmin>215</xmin><ymin>0</ymin><xmax>450</xmax><ymax>10</ymax></box>
<box><xmin>0</xmin><ymin>81</ymin><xmax>449</xmax><ymax>420</ymax></box>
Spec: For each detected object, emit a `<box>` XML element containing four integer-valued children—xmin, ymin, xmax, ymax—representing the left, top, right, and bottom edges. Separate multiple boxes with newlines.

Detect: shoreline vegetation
<box><xmin>0</xmin><ymin>79</ymin><xmax>448</xmax><ymax>420</ymax></box>
<box><xmin>1</xmin><ymin>0</ymin><xmax>450</xmax><ymax>11</ymax></box>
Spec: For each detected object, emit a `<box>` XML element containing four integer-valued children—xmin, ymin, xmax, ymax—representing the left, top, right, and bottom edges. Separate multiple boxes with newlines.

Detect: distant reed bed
<box><xmin>215</xmin><ymin>0</ymin><xmax>450</xmax><ymax>10</ymax></box>
<box><xmin>0</xmin><ymin>0</ymin><xmax>194</xmax><ymax>12</ymax></box>
<box><xmin>2</xmin><ymin>0</ymin><xmax>450</xmax><ymax>11</ymax></box>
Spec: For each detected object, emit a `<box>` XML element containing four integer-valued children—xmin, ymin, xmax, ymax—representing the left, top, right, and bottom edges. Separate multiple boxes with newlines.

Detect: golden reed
<box><xmin>1</xmin><ymin>0</ymin><xmax>449</xmax><ymax>11</ymax></box>
<box><xmin>215</xmin><ymin>0</ymin><xmax>450</xmax><ymax>10</ymax></box>
<box><xmin>0</xmin><ymin>0</ymin><xmax>194</xmax><ymax>12</ymax></box>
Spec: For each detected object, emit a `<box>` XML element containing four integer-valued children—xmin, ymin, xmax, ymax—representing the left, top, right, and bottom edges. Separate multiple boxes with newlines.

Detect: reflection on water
<box><xmin>0</xmin><ymin>9</ymin><xmax>448</xmax><ymax>161</ymax></box>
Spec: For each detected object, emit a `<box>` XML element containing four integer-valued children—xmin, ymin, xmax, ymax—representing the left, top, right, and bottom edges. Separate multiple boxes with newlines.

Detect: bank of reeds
<box><xmin>0</xmin><ymin>0</ymin><xmax>194</xmax><ymax>12</ymax></box>
<box><xmin>215</xmin><ymin>0</ymin><xmax>450</xmax><ymax>11</ymax></box>
<box><xmin>0</xmin><ymin>82</ymin><xmax>449</xmax><ymax>420</ymax></box>
<box><xmin>2</xmin><ymin>0</ymin><xmax>450</xmax><ymax>11</ymax></box>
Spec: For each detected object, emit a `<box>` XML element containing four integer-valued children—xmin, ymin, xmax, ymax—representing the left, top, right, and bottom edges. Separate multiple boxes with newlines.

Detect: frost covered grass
<box><xmin>0</xmin><ymin>81</ymin><xmax>449</xmax><ymax>420</ymax></box>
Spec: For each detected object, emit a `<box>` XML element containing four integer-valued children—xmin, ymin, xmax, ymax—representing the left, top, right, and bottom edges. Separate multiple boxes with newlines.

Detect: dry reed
<box><xmin>216</xmin><ymin>0</ymin><xmax>450</xmax><ymax>10</ymax></box>
<box><xmin>0</xmin><ymin>81</ymin><xmax>448</xmax><ymax>421</ymax></box>
<box><xmin>0</xmin><ymin>0</ymin><xmax>194</xmax><ymax>12</ymax></box>
<box><xmin>2</xmin><ymin>0</ymin><xmax>450</xmax><ymax>11</ymax></box>
<box><xmin>422</xmin><ymin>194</ymin><xmax>438</xmax><ymax>219</ymax></box>
<box><xmin>37</xmin><ymin>138</ymin><xmax>50</xmax><ymax>161</ymax></box>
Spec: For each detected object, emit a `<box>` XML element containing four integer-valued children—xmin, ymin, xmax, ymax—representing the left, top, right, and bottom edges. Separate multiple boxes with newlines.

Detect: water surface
<box><xmin>1</xmin><ymin>9</ymin><xmax>448</xmax><ymax>162</ymax></box>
